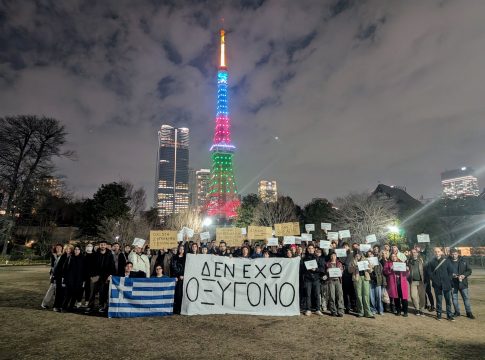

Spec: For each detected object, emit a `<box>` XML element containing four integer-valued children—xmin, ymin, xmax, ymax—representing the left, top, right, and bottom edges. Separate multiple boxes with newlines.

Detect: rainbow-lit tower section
<box><xmin>207</xmin><ymin>28</ymin><xmax>240</xmax><ymax>218</ymax></box>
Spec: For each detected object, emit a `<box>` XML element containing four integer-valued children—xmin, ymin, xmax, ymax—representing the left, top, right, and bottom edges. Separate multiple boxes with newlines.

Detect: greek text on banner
<box><xmin>181</xmin><ymin>254</ymin><xmax>300</xmax><ymax>316</ymax></box>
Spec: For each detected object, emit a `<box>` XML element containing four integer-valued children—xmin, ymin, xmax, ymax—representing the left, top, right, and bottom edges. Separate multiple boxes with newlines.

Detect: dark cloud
<box><xmin>0</xmin><ymin>0</ymin><xmax>484</xmax><ymax>206</ymax></box>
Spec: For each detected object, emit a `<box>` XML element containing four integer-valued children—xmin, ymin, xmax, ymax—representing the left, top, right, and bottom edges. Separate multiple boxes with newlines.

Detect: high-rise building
<box><xmin>207</xmin><ymin>28</ymin><xmax>240</xmax><ymax>219</ymax></box>
<box><xmin>441</xmin><ymin>167</ymin><xmax>480</xmax><ymax>199</ymax></box>
<box><xmin>196</xmin><ymin>169</ymin><xmax>211</xmax><ymax>210</ymax></box>
<box><xmin>188</xmin><ymin>168</ymin><xmax>197</xmax><ymax>207</ymax></box>
<box><xmin>258</xmin><ymin>180</ymin><xmax>278</xmax><ymax>203</ymax></box>
<box><xmin>156</xmin><ymin>125</ymin><xmax>189</xmax><ymax>218</ymax></box>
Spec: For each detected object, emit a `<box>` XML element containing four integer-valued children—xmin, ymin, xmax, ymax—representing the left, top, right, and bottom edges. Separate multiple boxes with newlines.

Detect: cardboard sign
<box><xmin>368</xmin><ymin>257</ymin><xmax>379</xmax><ymax>266</ymax></box>
<box><xmin>360</xmin><ymin>244</ymin><xmax>371</xmax><ymax>253</ymax></box>
<box><xmin>365</xmin><ymin>234</ymin><xmax>377</xmax><ymax>244</ymax></box>
<box><xmin>338</xmin><ymin>230</ymin><xmax>351</xmax><ymax>239</ymax></box>
<box><xmin>417</xmin><ymin>234</ymin><xmax>430</xmax><ymax>243</ymax></box>
<box><xmin>357</xmin><ymin>261</ymin><xmax>369</xmax><ymax>271</ymax></box>
<box><xmin>132</xmin><ymin>238</ymin><xmax>146</xmax><ymax>248</ymax></box>
<box><xmin>397</xmin><ymin>252</ymin><xmax>407</xmax><ymax>262</ymax></box>
<box><xmin>327</xmin><ymin>232</ymin><xmax>339</xmax><ymax>241</ymax></box>
<box><xmin>393</xmin><ymin>262</ymin><xmax>406</xmax><ymax>272</ymax></box>
<box><xmin>335</xmin><ymin>249</ymin><xmax>347</xmax><ymax>258</ymax></box>
<box><xmin>328</xmin><ymin>267</ymin><xmax>342</xmax><ymax>278</ymax></box>
<box><xmin>321</xmin><ymin>223</ymin><xmax>332</xmax><ymax>231</ymax></box>
<box><xmin>248</xmin><ymin>226</ymin><xmax>273</xmax><ymax>240</ymax></box>
<box><xmin>199</xmin><ymin>232</ymin><xmax>211</xmax><ymax>242</ymax></box>
<box><xmin>319</xmin><ymin>240</ymin><xmax>331</xmax><ymax>249</ymax></box>
<box><xmin>304</xmin><ymin>259</ymin><xmax>318</xmax><ymax>270</ymax></box>
<box><xmin>149</xmin><ymin>231</ymin><xmax>178</xmax><ymax>249</ymax></box>
<box><xmin>216</xmin><ymin>227</ymin><xmax>244</xmax><ymax>247</ymax></box>
<box><xmin>177</xmin><ymin>232</ymin><xmax>183</xmax><ymax>242</ymax></box>
<box><xmin>283</xmin><ymin>236</ymin><xmax>296</xmax><ymax>245</ymax></box>
<box><xmin>266</xmin><ymin>237</ymin><xmax>279</xmax><ymax>246</ymax></box>
<box><xmin>301</xmin><ymin>233</ymin><xmax>312</xmax><ymax>241</ymax></box>
<box><xmin>305</xmin><ymin>224</ymin><xmax>315</xmax><ymax>232</ymax></box>
<box><xmin>274</xmin><ymin>222</ymin><xmax>300</xmax><ymax>236</ymax></box>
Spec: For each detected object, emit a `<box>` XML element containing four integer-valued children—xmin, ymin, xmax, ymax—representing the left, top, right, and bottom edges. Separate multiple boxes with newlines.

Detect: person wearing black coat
<box><xmin>301</xmin><ymin>243</ymin><xmax>325</xmax><ymax>316</ymax></box>
<box><xmin>52</xmin><ymin>245</ymin><xmax>75</xmax><ymax>312</ymax></box>
<box><xmin>427</xmin><ymin>247</ymin><xmax>454</xmax><ymax>321</ymax></box>
<box><xmin>449</xmin><ymin>248</ymin><xmax>474</xmax><ymax>319</ymax></box>
<box><xmin>62</xmin><ymin>245</ymin><xmax>85</xmax><ymax>310</ymax></box>
<box><xmin>171</xmin><ymin>245</ymin><xmax>186</xmax><ymax>314</ymax></box>
<box><xmin>86</xmin><ymin>240</ymin><xmax>116</xmax><ymax>312</ymax></box>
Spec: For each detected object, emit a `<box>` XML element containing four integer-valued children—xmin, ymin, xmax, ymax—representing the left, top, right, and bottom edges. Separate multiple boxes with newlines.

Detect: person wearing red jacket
<box><xmin>383</xmin><ymin>253</ymin><xmax>410</xmax><ymax>317</ymax></box>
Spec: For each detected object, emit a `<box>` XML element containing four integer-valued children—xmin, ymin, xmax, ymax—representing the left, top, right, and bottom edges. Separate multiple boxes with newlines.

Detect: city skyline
<box><xmin>1</xmin><ymin>1</ymin><xmax>485</xmax><ymax>205</ymax></box>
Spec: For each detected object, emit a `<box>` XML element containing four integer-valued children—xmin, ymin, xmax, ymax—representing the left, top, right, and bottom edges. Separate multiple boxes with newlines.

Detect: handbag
<box><xmin>382</xmin><ymin>288</ymin><xmax>390</xmax><ymax>304</ymax></box>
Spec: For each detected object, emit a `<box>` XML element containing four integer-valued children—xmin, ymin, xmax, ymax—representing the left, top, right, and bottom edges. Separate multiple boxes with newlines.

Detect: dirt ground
<box><xmin>0</xmin><ymin>266</ymin><xmax>484</xmax><ymax>360</ymax></box>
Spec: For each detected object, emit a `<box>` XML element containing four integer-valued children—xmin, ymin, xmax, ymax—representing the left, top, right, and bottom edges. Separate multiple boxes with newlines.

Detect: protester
<box><xmin>152</xmin><ymin>264</ymin><xmax>168</xmax><ymax>278</ymax></box>
<box><xmin>218</xmin><ymin>241</ymin><xmax>231</xmax><ymax>256</ymax></box>
<box><xmin>112</xmin><ymin>242</ymin><xmax>126</xmax><ymax>277</ymax></box>
<box><xmin>201</xmin><ymin>245</ymin><xmax>209</xmax><ymax>255</ymax></box>
<box><xmin>428</xmin><ymin>247</ymin><xmax>454</xmax><ymax>321</ymax></box>
<box><xmin>251</xmin><ymin>244</ymin><xmax>263</xmax><ymax>258</ymax></box>
<box><xmin>315</xmin><ymin>248</ymin><xmax>328</xmax><ymax>313</ymax></box>
<box><xmin>384</xmin><ymin>253</ymin><xmax>410</xmax><ymax>317</ymax></box>
<box><xmin>449</xmin><ymin>248</ymin><xmax>474</xmax><ymax>319</ymax></box>
<box><xmin>341</xmin><ymin>243</ymin><xmax>356</xmax><ymax>314</ymax></box>
<box><xmin>64</xmin><ymin>245</ymin><xmax>86</xmax><ymax>310</ymax></box>
<box><xmin>368</xmin><ymin>251</ymin><xmax>384</xmax><ymax>316</ymax></box>
<box><xmin>52</xmin><ymin>244</ymin><xmax>75</xmax><ymax>312</ymax></box>
<box><xmin>171</xmin><ymin>245</ymin><xmax>186</xmax><ymax>314</ymax></box>
<box><xmin>348</xmin><ymin>251</ymin><xmax>374</xmax><ymax>318</ymax></box>
<box><xmin>128</xmin><ymin>244</ymin><xmax>150</xmax><ymax>277</ymax></box>
<box><xmin>41</xmin><ymin>244</ymin><xmax>63</xmax><ymax>309</ymax></box>
<box><xmin>326</xmin><ymin>252</ymin><xmax>344</xmax><ymax>317</ymax></box>
<box><xmin>86</xmin><ymin>240</ymin><xmax>115</xmax><ymax>313</ymax></box>
<box><xmin>301</xmin><ymin>243</ymin><xmax>325</xmax><ymax>316</ymax></box>
<box><xmin>407</xmin><ymin>248</ymin><xmax>426</xmax><ymax>316</ymax></box>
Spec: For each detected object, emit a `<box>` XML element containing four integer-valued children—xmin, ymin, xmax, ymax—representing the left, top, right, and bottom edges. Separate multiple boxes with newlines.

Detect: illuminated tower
<box><xmin>207</xmin><ymin>28</ymin><xmax>240</xmax><ymax>218</ymax></box>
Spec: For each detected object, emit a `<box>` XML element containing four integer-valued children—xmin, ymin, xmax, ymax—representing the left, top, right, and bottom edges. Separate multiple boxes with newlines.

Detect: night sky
<box><xmin>1</xmin><ymin>0</ymin><xmax>484</xmax><ymax>206</ymax></box>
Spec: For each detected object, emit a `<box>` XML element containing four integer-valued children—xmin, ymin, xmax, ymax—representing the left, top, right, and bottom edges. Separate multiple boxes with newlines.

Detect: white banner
<box><xmin>181</xmin><ymin>254</ymin><xmax>300</xmax><ymax>316</ymax></box>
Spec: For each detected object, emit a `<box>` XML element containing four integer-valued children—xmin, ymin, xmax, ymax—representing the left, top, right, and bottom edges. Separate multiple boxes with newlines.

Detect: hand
<box><xmin>322</xmin><ymin>275</ymin><xmax>328</xmax><ymax>281</ymax></box>
<box><xmin>61</xmin><ymin>283</ymin><xmax>66</xmax><ymax>288</ymax></box>
<box><xmin>459</xmin><ymin>275</ymin><xmax>465</xmax><ymax>281</ymax></box>
<box><xmin>107</xmin><ymin>275</ymin><xmax>112</xmax><ymax>282</ymax></box>
<box><xmin>179</xmin><ymin>276</ymin><xmax>184</xmax><ymax>280</ymax></box>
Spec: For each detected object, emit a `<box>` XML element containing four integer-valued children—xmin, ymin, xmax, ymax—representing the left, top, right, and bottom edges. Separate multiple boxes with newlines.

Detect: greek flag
<box><xmin>108</xmin><ymin>276</ymin><xmax>176</xmax><ymax>318</ymax></box>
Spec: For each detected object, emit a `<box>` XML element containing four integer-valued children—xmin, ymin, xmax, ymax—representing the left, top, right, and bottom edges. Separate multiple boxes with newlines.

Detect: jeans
<box><xmin>452</xmin><ymin>287</ymin><xmax>472</xmax><ymax>315</ymax></box>
<box><xmin>304</xmin><ymin>279</ymin><xmax>321</xmax><ymax>311</ymax></box>
<box><xmin>434</xmin><ymin>287</ymin><xmax>452</xmax><ymax>318</ymax></box>
<box><xmin>354</xmin><ymin>278</ymin><xmax>372</xmax><ymax>317</ymax></box>
<box><xmin>369</xmin><ymin>283</ymin><xmax>383</xmax><ymax>314</ymax></box>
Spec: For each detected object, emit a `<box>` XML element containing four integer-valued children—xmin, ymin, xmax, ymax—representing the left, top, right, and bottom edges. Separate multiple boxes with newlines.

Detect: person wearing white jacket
<box><xmin>128</xmin><ymin>246</ymin><xmax>150</xmax><ymax>277</ymax></box>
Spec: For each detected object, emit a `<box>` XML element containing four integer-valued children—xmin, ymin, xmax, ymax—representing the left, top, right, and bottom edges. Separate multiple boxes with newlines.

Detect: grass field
<box><xmin>0</xmin><ymin>266</ymin><xmax>484</xmax><ymax>360</ymax></box>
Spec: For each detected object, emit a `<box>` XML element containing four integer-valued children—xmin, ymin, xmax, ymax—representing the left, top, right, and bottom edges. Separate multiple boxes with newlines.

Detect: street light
<box><xmin>202</xmin><ymin>217</ymin><xmax>213</xmax><ymax>227</ymax></box>
<box><xmin>387</xmin><ymin>225</ymin><xmax>400</xmax><ymax>233</ymax></box>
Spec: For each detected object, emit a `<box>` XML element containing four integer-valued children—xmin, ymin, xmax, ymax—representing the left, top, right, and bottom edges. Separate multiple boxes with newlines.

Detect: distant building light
<box><xmin>461</xmin><ymin>167</ymin><xmax>467</xmax><ymax>171</ymax></box>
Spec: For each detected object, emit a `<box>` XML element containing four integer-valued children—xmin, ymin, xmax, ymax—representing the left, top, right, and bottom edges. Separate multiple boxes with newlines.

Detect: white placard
<box><xmin>295</xmin><ymin>237</ymin><xmax>302</xmax><ymax>245</ymax></box>
<box><xmin>304</xmin><ymin>259</ymin><xmax>318</xmax><ymax>270</ymax></box>
<box><xmin>335</xmin><ymin>249</ymin><xmax>347</xmax><ymax>258</ymax></box>
<box><xmin>319</xmin><ymin>240</ymin><xmax>331</xmax><ymax>249</ymax></box>
<box><xmin>177</xmin><ymin>232</ymin><xmax>183</xmax><ymax>242</ymax></box>
<box><xmin>301</xmin><ymin>233</ymin><xmax>312</xmax><ymax>241</ymax></box>
<box><xmin>327</xmin><ymin>232</ymin><xmax>339</xmax><ymax>241</ymax></box>
<box><xmin>397</xmin><ymin>252</ymin><xmax>407</xmax><ymax>262</ymax></box>
<box><xmin>183</xmin><ymin>227</ymin><xmax>195</xmax><ymax>238</ymax></box>
<box><xmin>360</xmin><ymin>244</ymin><xmax>371</xmax><ymax>253</ymax></box>
<box><xmin>241</xmin><ymin>228</ymin><xmax>247</xmax><ymax>235</ymax></box>
<box><xmin>368</xmin><ymin>257</ymin><xmax>379</xmax><ymax>266</ymax></box>
<box><xmin>338</xmin><ymin>230</ymin><xmax>351</xmax><ymax>239</ymax></box>
<box><xmin>132</xmin><ymin>238</ymin><xmax>146</xmax><ymax>248</ymax></box>
<box><xmin>365</xmin><ymin>234</ymin><xmax>377</xmax><ymax>244</ymax></box>
<box><xmin>321</xmin><ymin>223</ymin><xmax>332</xmax><ymax>231</ymax></box>
<box><xmin>305</xmin><ymin>224</ymin><xmax>315</xmax><ymax>232</ymax></box>
<box><xmin>328</xmin><ymin>267</ymin><xmax>342</xmax><ymax>278</ymax></box>
<box><xmin>200</xmin><ymin>232</ymin><xmax>211</xmax><ymax>241</ymax></box>
<box><xmin>417</xmin><ymin>233</ymin><xmax>430</xmax><ymax>243</ymax></box>
<box><xmin>266</xmin><ymin>237</ymin><xmax>279</xmax><ymax>246</ymax></box>
<box><xmin>393</xmin><ymin>262</ymin><xmax>407</xmax><ymax>272</ymax></box>
<box><xmin>181</xmin><ymin>255</ymin><xmax>300</xmax><ymax>316</ymax></box>
<box><xmin>283</xmin><ymin>236</ymin><xmax>296</xmax><ymax>245</ymax></box>
<box><xmin>357</xmin><ymin>261</ymin><xmax>369</xmax><ymax>271</ymax></box>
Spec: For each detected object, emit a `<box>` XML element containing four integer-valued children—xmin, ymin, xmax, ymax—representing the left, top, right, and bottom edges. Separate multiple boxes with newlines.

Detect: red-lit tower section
<box><xmin>207</xmin><ymin>28</ymin><xmax>240</xmax><ymax>218</ymax></box>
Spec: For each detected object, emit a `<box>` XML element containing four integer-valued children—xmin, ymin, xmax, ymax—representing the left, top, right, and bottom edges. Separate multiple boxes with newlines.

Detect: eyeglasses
<box><xmin>156</xmin><ymin>267</ymin><xmax>162</xmax><ymax>270</ymax></box>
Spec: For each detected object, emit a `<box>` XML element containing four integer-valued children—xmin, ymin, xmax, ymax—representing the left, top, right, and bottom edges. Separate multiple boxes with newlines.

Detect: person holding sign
<box><xmin>128</xmin><ymin>243</ymin><xmax>150</xmax><ymax>278</ymax></box>
<box><xmin>326</xmin><ymin>252</ymin><xmax>345</xmax><ymax>317</ymax></box>
<box><xmin>383</xmin><ymin>253</ymin><xmax>410</xmax><ymax>317</ymax></box>
<box><xmin>367</xmin><ymin>251</ymin><xmax>385</xmax><ymax>316</ymax></box>
<box><xmin>301</xmin><ymin>243</ymin><xmax>325</xmax><ymax>316</ymax></box>
<box><xmin>348</xmin><ymin>251</ymin><xmax>374</xmax><ymax>318</ymax></box>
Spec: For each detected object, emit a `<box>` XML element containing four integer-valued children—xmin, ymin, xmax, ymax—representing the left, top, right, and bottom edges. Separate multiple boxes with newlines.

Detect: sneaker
<box><xmin>304</xmin><ymin>310</ymin><xmax>311</xmax><ymax>316</ymax></box>
<box><xmin>377</xmin><ymin>312</ymin><xmax>383</xmax><ymax>315</ymax></box>
<box><xmin>467</xmin><ymin>313</ymin><xmax>475</xmax><ymax>320</ymax></box>
<box><xmin>415</xmin><ymin>311</ymin><xmax>421</xmax><ymax>316</ymax></box>
<box><xmin>437</xmin><ymin>314</ymin><xmax>442</xmax><ymax>321</ymax></box>
<box><xmin>448</xmin><ymin>317</ymin><xmax>455</xmax><ymax>322</ymax></box>
<box><xmin>337</xmin><ymin>313</ymin><xmax>344</xmax><ymax>317</ymax></box>
<box><xmin>53</xmin><ymin>307</ymin><xmax>61</xmax><ymax>312</ymax></box>
<box><xmin>315</xmin><ymin>311</ymin><xmax>324</xmax><ymax>316</ymax></box>
<box><xmin>366</xmin><ymin>315</ymin><xmax>376</xmax><ymax>319</ymax></box>
<box><xmin>356</xmin><ymin>314</ymin><xmax>363</xmax><ymax>318</ymax></box>
<box><xmin>402</xmin><ymin>313</ymin><xmax>408</xmax><ymax>317</ymax></box>
<box><xmin>75</xmin><ymin>302</ymin><xmax>82</xmax><ymax>309</ymax></box>
<box><xmin>454</xmin><ymin>312</ymin><xmax>461</xmax><ymax>317</ymax></box>
<box><xmin>41</xmin><ymin>304</ymin><xmax>48</xmax><ymax>309</ymax></box>
<box><xmin>98</xmin><ymin>307</ymin><xmax>106</xmax><ymax>313</ymax></box>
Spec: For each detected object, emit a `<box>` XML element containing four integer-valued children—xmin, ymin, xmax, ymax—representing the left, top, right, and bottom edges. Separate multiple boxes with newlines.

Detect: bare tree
<box><xmin>164</xmin><ymin>208</ymin><xmax>203</xmax><ymax>232</ymax></box>
<box><xmin>253</xmin><ymin>196</ymin><xmax>298</xmax><ymax>226</ymax></box>
<box><xmin>334</xmin><ymin>192</ymin><xmax>398</xmax><ymax>243</ymax></box>
<box><xmin>98</xmin><ymin>217</ymin><xmax>151</xmax><ymax>246</ymax></box>
<box><xmin>120</xmin><ymin>181</ymin><xmax>146</xmax><ymax>218</ymax></box>
<box><xmin>0</xmin><ymin>115</ymin><xmax>73</xmax><ymax>255</ymax></box>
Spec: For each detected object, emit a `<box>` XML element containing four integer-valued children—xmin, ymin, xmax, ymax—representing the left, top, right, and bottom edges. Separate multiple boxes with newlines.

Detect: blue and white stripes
<box><xmin>108</xmin><ymin>276</ymin><xmax>176</xmax><ymax>318</ymax></box>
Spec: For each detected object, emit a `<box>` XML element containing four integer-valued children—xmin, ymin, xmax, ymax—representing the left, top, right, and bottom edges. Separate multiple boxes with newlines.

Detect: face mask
<box><xmin>86</xmin><ymin>246</ymin><xmax>93</xmax><ymax>254</ymax></box>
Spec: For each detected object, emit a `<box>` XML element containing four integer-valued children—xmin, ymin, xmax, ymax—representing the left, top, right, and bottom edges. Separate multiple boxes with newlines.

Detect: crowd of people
<box><xmin>40</xmin><ymin>237</ymin><xmax>475</xmax><ymax>321</ymax></box>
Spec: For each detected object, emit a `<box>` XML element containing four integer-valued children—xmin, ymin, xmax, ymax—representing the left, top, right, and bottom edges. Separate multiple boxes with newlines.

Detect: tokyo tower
<box><xmin>206</xmin><ymin>28</ymin><xmax>240</xmax><ymax>219</ymax></box>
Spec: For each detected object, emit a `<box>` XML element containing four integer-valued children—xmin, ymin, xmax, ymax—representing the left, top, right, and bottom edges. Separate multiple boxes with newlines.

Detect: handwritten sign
<box><xmin>397</xmin><ymin>252</ymin><xmax>407</xmax><ymax>262</ymax></box>
<box><xmin>357</xmin><ymin>261</ymin><xmax>369</xmax><ymax>271</ymax></box>
<box><xmin>132</xmin><ymin>238</ymin><xmax>146</xmax><ymax>248</ymax></box>
<box><xmin>149</xmin><ymin>231</ymin><xmax>178</xmax><ymax>249</ymax></box>
<box><xmin>301</xmin><ymin>233</ymin><xmax>312</xmax><ymax>241</ymax></box>
<box><xmin>182</xmin><ymin>227</ymin><xmax>195</xmax><ymax>238</ymax></box>
<box><xmin>338</xmin><ymin>230</ymin><xmax>351</xmax><ymax>239</ymax></box>
<box><xmin>319</xmin><ymin>240</ymin><xmax>331</xmax><ymax>249</ymax></box>
<box><xmin>248</xmin><ymin>226</ymin><xmax>273</xmax><ymax>240</ymax></box>
<box><xmin>216</xmin><ymin>228</ymin><xmax>244</xmax><ymax>247</ymax></box>
<box><xmin>177</xmin><ymin>232</ymin><xmax>183</xmax><ymax>242</ymax></box>
<box><xmin>274</xmin><ymin>222</ymin><xmax>300</xmax><ymax>236</ymax></box>
<box><xmin>241</xmin><ymin>228</ymin><xmax>247</xmax><ymax>235</ymax></box>
<box><xmin>266</xmin><ymin>237</ymin><xmax>279</xmax><ymax>246</ymax></box>
<box><xmin>305</xmin><ymin>224</ymin><xmax>315</xmax><ymax>232</ymax></box>
<box><xmin>417</xmin><ymin>234</ymin><xmax>430</xmax><ymax>243</ymax></box>
<box><xmin>335</xmin><ymin>249</ymin><xmax>347</xmax><ymax>258</ymax></box>
<box><xmin>304</xmin><ymin>259</ymin><xmax>318</xmax><ymax>270</ymax></box>
<box><xmin>365</xmin><ymin>234</ymin><xmax>377</xmax><ymax>244</ymax></box>
<box><xmin>327</xmin><ymin>232</ymin><xmax>339</xmax><ymax>241</ymax></box>
<box><xmin>321</xmin><ymin>223</ymin><xmax>332</xmax><ymax>231</ymax></box>
<box><xmin>360</xmin><ymin>244</ymin><xmax>371</xmax><ymax>253</ymax></box>
<box><xmin>393</xmin><ymin>262</ymin><xmax>406</xmax><ymax>272</ymax></box>
<box><xmin>368</xmin><ymin>257</ymin><xmax>379</xmax><ymax>266</ymax></box>
<box><xmin>328</xmin><ymin>267</ymin><xmax>342</xmax><ymax>278</ymax></box>
<box><xmin>199</xmin><ymin>232</ymin><xmax>211</xmax><ymax>242</ymax></box>
<box><xmin>283</xmin><ymin>236</ymin><xmax>296</xmax><ymax>245</ymax></box>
